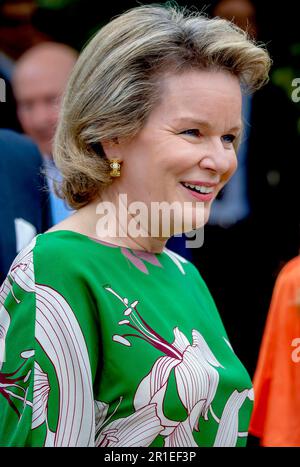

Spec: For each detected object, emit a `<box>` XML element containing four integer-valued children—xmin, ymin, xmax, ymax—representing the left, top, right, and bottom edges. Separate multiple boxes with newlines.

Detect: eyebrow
<box><xmin>173</xmin><ymin>117</ymin><xmax>242</xmax><ymax>133</ymax></box>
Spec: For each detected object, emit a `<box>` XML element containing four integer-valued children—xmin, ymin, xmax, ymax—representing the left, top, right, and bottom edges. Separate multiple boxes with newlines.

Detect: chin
<box><xmin>203</xmin><ymin>206</ymin><xmax>211</xmax><ymax>224</ymax></box>
<box><xmin>191</xmin><ymin>204</ymin><xmax>210</xmax><ymax>230</ymax></box>
<box><xmin>162</xmin><ymin>202</ymin><xmax>210</xmax><ymax>236</ymax></box>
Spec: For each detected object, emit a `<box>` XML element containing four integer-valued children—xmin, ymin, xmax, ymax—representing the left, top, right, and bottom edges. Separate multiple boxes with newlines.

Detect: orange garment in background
<box><xmin>249</xmin><ymin>256</ymin><xmax>300</xmax><ymax>446</ymax></box>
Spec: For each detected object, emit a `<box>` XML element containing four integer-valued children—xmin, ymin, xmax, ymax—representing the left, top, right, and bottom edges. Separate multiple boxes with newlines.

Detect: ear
<box><xmin>101</xmin><ymin>138</ymin><xmax>123</xmax><ymax>160</ymax></box>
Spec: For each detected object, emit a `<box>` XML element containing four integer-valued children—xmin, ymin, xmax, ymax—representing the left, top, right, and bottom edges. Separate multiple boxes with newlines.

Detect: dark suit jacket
<box><xmin>0</xmin><ymin>129</ymin><xmax>52</xmax><ymax>282</ymax></box>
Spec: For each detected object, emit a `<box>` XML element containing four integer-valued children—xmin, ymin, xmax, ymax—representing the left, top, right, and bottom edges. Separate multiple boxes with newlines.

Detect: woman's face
<box><xmin>105</xmin><ymin>69</ymin><xmax>242</xmax><ymax>236</ymax></box>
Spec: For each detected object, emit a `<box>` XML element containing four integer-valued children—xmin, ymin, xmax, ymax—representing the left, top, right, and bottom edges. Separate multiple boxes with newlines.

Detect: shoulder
<box><xmin>164</xmin><ymin>248</ymin><xmax>219</xmax><ymax>303</ymax></box>
<box><xmin>6</xmin><ymin>232</ymin><xmax>85</xmax><ymax>280</ymax></box>
<box><xmin>33</xmin><ymin>231</ymin><xmax>91</xmax><ymax>267</ymax></box>
<box><xmin>276</xmin><ymin>256</ymin><xmax>300</xmax><ymax>287</ymax></box>
<box><xmin>28</xmin><ymin>231</ymin><xmax>117</xmax><ymax>281</ymax></box>
<box><xmin>163</xmin><ymin>247</ymin><xmax>192</xmax><ymax>273</ymax></box>
<box><xmin>5</xmin><ymin>232</ymin><xmax>100</xmax><ymax>326</ymax></box>
<box><xmin>163</xmin><ymin>247</ymin><xmax>206</xmax><ymax>283</ymax></box>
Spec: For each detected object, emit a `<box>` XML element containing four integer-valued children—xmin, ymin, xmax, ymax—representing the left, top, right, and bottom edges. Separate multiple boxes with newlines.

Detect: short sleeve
<box><xmin>0</xmin><ymin>237</ymin><xmax>97</xmax><ymax>446</ymax></box>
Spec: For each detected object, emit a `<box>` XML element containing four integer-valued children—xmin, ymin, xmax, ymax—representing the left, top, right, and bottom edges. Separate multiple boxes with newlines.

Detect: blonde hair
<box><xmin>54</xmin><ymin>3</ymin><xmax>271</xmax><ymax>209</ymax></box>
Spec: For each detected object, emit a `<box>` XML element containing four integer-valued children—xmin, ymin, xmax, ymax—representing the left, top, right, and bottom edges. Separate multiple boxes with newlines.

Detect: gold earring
<box><xmin>109</xmin><ymin>159</ymin><xmax>122</xmax><ymax>177</ymax></box>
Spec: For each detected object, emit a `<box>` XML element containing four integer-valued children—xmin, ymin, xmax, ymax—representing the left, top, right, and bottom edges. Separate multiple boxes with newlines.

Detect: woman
<box><xmin>0</xmin><ymin>4</ymin><xmax>270</xmax><ymax>447</ymax></box>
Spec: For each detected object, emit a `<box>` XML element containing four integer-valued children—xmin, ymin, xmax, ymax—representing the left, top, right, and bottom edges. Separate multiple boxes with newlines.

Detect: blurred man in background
<box><xmin>12</xmin><ymin>41</ymin><xmax>78</xmax><ymax>223</ymax></box>
<box><xmin>0</xmin><ymin>0</ymin><xmax>51</xmax><ymax>131</ymax></box>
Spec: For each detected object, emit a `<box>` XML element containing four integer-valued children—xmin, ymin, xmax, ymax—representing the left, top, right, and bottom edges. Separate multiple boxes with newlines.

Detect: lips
<box><xmin>180</xmin><ymin>181</ymin><xmax>216</xmax><ymax>202</ymax></box>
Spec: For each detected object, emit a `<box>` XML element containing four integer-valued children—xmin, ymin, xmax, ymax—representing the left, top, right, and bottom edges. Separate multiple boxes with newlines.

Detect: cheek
<box><xmin>163</xmin><ymin>148</ymin><xmax>199</xmax><ymax>175</ymax></box>
<box><xmin>217</xmin><ymin>153</ymin><xmax>238</xmax><ymax>192</ymax></box>
<box><xmin>51</xmin><ymin>106</ymin><xmax>60</xmax><ymax>122</ymax></box>
<box><xmin>227</xmin><ymin>152</ymin><xmax>238</xmax><ymax>178</ymax></box>
<box><xmin>18</xmin><ymin>111</ymin><xmax>31</xmax><ymax>130</ymax></box>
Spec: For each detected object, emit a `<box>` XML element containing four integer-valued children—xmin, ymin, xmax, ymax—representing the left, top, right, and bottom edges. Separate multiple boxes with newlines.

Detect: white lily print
<box><xmin>163</xmin><ymin>248</ymin><xmax>188</xmax><ymax>275</ymax></box>
<box><xmin>133</xmin><ymin>327</ymin><xmax>223</xmax><ymax>446</ymax></box>
<box><xmin>105</xmin><ymin>285</ymin><xmax>224</xmax><ymax>446</ymax></box>
<box><xmin>1</xmin><ymin>236</ymin><xmax>95</xmax><ymax>446</ymax></box>
<box><xmin>94</xmin><ymin>399</ymin><xmax>163</xmax><ymax>447</ymax></box>
<box><xmin>213</xmin><ymin>388</ymin><xmax>254</xmax><ymax>446</ymax></box>
<box><xmin>0</xmin><ymin>307</ymin><xmax>10</xmax><ymax>369</ymax></box>
<box><xmin>0</xmin><ymin>350</ymin><xmax>33</xmax><ymax>418</ymax></box>
<box><xmin>0</xmin><ymin>239</ymin><xmax>37</xmax><ymax>371</ymax></box>
<box><xmin>163</xmin><ymin>401</ymin><xmax>205</xmax><ymax>447</ymax></box>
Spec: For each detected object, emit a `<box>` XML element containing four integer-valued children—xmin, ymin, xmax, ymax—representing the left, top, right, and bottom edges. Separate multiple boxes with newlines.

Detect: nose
<box><xmin>198</xmin><ymin>137</ymin><xmax>237</xmax><ymax>176</ymax></box>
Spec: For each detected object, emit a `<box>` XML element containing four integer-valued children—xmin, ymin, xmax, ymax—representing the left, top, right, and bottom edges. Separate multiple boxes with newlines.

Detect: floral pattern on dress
<box><xmin>103</xmin><ymin>285</ymin><xmax>253</xmax><ymax>447</ymax></box>
<box><xmin>0</xmin><ymin>234</ymin><xmax>252</xmax><ymax>447</ymax></box>
<box><xmin>0</xmin><ymin>238</ymin><xmax>95</xmax><ymax>446</ymax></box>
<box><xmin>94</xmin><ymin>398</ymin><xmax>163</xmax><ymax>447</ymax></box>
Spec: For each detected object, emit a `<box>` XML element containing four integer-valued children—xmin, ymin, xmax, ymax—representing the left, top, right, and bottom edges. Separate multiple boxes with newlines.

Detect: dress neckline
<box><xmin>43</xmin><ymin>229</ymin><xmax>166</xmax><ymax>256</ymax></box>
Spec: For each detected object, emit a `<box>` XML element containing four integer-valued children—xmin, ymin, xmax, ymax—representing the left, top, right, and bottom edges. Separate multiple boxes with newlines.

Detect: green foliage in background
<box><xmin>37</xmin><ymin>0</ymin><xmax>80</xmax><ymax>9</ymax></box>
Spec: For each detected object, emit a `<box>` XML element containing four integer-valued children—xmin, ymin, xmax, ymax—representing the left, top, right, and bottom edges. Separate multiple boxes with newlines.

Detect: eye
<box><xmin>180</xmin><ymin>129</ymin><xmax>201</xmax><ymax>137</ymax></box>
<box><xmin>222</xmin><ymin>134</ymin><xmax>236</xmax><ymax>144</ymax></box>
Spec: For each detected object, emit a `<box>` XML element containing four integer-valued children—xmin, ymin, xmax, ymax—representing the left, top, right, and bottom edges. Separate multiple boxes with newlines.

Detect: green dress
<box><xmin>0</xmin><ymin>230</ymin><xmax>253</xmax><ymax>447</ymax></box>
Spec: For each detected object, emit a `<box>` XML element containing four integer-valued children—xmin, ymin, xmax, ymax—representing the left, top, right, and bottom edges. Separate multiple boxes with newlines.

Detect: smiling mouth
<box><xmin>180</xmin><ymin>182</ymin><xmax>214</xmax><ymax>195</ymax></box>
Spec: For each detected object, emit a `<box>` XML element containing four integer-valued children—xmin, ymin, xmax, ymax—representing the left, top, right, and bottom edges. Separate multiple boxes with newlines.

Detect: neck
<box><xmin>80</xmin><ymin>192</ymin><xmax>169</xmax><ymax>254</ymax></box>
